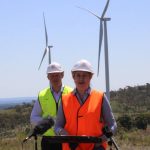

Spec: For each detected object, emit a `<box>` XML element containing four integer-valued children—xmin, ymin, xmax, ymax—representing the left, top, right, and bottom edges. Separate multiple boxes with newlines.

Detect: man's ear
<box><xmin>89</xmin><ymin>73</ymin><xmax>93</xmax><ymax>79</ymax></box>
<box><xmin>72</xmin><ymin>72</ymin><xmax>75</xmax><ymax>79</ymax></box>
<box><xmin>61</xmin><ymin>72</ymin><xmax>64</xmax><ymax>78</ymax></box>
<box><xmin>47</xmin><ymin>74</ymin><xmax>50</xmax><ymax>80</ymax></box>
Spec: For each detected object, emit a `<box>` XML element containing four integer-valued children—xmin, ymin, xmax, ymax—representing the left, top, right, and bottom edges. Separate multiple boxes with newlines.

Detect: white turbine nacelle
<box><xmin>48</xmin><ymin>46</ymin><xmax>53</xmax><ymax>49</ymax></box>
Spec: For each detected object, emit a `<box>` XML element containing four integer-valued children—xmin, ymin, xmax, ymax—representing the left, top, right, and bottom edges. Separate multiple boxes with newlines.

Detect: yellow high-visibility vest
<box><xmin>38</xmin><ymin>86</ymin><xmax>72</xmax><ymax>136</ymax></box>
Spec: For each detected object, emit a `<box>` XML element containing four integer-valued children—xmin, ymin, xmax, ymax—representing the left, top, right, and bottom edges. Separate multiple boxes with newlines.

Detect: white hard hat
<box><xmin>47</xmin><ymin>62</ymin><xmax>64</xmax><ymax>74</ymax></box>
<box><xmin>71</xmin><ymin>59</ymin><xmax>94</xmax><ymax>74</ymax></box>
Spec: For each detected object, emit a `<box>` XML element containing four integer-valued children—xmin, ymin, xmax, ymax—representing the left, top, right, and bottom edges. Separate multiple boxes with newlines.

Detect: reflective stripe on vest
<box><xmin>39</xmin><ymin>86</ymin><xmax>72</xmax><ymax>136</ymax></box>
<box><xmin>62</xmin><ymin>90</ymin><xmax>107</xmax><ymax>150</ymax></box>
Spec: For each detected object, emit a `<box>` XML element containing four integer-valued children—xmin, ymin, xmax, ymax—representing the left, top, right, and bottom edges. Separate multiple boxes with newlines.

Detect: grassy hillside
<box><xmin>0</xmin><ymin>83</ymin><xmax>150</xmax><ymax>150</ymax></box>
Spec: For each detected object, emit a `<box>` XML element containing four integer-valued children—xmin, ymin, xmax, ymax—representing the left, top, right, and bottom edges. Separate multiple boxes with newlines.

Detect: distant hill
<box><xmin>0</xmin><ymin>97</ymin><xmax>37</xmax><ymax>109</ymax></box>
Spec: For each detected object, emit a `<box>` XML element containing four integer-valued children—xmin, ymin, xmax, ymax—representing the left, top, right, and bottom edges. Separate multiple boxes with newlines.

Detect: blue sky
<box><xmin>0</xmin><ymin>0</ymin><xmax>150</xmax><ymax>98</ymax></box>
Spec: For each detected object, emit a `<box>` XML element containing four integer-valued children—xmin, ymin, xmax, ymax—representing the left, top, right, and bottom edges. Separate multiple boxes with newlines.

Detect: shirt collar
<box><xmin>73</xmin><ymin>87</ymin><xmax>91</xmax><ymax>95</ymax></box>
<box><xmin>50</xmin><ymin>84</ymin><xmax>64</xmax><ymax>93</ymax></box>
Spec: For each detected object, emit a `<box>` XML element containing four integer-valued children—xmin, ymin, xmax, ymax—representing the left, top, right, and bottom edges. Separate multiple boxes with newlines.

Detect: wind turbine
<box><xmin>77</xmin><ymin>0</ymin><xmax>111</xmax><ymax>100</ymax></box>
<box><xmin>38</xmin><ymin>13</ymin><xmax>53</xmax><ymax>70</ymax></box>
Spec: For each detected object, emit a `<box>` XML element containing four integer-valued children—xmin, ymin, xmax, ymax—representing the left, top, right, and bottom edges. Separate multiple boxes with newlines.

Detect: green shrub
<box><xmin>117</xmin><ymin>115</ymin><xmax>133</xmax><ymax>130</ymax></box>
<box><xmin>134</xmin><ymin>116</ymin><xmax>147</xmax><ymax>130</ymax></box>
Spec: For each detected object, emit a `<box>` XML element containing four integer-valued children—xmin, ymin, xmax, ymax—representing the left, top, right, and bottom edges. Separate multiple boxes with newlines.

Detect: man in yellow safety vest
<box><xmin>30</xmin><ymin>62</ymin><xmax>72</xmax><ymax>150</ymax></box>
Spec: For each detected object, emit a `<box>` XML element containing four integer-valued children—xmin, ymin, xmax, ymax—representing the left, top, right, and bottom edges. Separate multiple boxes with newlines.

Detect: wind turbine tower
<box><xmin>77</xmin><ymin>0</ymin><xmax>111</xmax><ymax>100</ymax></box>
<box><xmin>38</xmin><ymin>13</ymin><xmax>53</xmax><ymax>70</ymax></box>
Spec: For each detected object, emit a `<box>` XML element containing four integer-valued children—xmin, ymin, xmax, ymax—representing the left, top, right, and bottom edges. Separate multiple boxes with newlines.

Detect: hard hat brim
<box><xmin>71</xmin><ymin>69</ymin><xmax>94</xmax><ymax>74</ymax></box>
<box><xmin>47</xmin><ymin>71</ymin><xmax>64</xmax><ymax>74</ymax></box>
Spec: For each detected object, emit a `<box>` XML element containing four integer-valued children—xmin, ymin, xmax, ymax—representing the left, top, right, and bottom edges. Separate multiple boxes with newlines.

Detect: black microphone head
<box><xmin>102</xmin><ymin>126</ymin><xmax>113</xmax><ymax>138</ymax></box>
<box><xmin>22</xmin><ymin>118</ymin><xmax>54</xmax><ymax>143</ymax></box>
<box><xmin>34</xmin><ymin>118</ymin><xmax>54</xmax><ymax>135</ymax></box>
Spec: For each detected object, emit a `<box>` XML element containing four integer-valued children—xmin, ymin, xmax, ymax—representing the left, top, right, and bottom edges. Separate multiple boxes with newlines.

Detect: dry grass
<box><xmin>0</xmin><ymin>127</ymin><xmax>150</xmax><ymax>150</ymax></box>
<box><xmin>0</xmin><ymin>136</ymin><xmax>41</xmax><ymax>150</ymax></box>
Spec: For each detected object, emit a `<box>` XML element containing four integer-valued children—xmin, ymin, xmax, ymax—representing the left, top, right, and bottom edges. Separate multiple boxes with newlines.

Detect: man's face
<box><xmin>72</xmin><ymin>71</ymin><xmax>92</xmax><ymax>92</ymax></box>
<box><xmin>47</xmin><ymin>73</ymin><xmax>64</xmax><ymax>87</ymax></box>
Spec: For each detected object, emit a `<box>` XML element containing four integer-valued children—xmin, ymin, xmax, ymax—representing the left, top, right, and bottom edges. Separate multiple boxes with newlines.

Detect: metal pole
<box><xmin>48</xmin><ymin>46</ymin><xmax>53</xmax><ymax>64</ymax></box>
<box><xmin>34</xmin><ymin>135</ymin><xmax>38</xmax><ymax>150</ymax></box>
<box><xmin>104</xmin><ymin>19</ymin><xmax>110</xmax><ymax>101</ymax></box>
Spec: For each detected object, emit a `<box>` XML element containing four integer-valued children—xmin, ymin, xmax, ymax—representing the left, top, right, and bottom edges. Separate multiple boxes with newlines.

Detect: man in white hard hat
<box><xmin>55</xmin><ymin>59</ymin><xmax>117</xmax><ymax>150</ymax></box>
<box><xmin>30</xmin><ymin>62</ymin><xmax>72</xmax><ymax>150</ymax></box>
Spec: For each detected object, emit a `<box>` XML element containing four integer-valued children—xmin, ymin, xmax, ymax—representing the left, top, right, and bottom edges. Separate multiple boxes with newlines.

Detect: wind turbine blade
<box><xmin>97</xmin><ymin>20</ymin><xmax>103</xmax><ymax>76</ymax></box>
<box><xmin>76</xmin><ymin>6</ymin><xmax>100</xmax><ymax>19</ymax></box>
<box><xmin>38</xmin><ymin>48</ymin><xmax>47</xmax><ymax>70</ymax></box>
<box><xmin>101</xmin><ymin>0</ymin><xmax>110</xmax><ymax>18</ymax></box>
<box><xmin>43</xmin><ymin>13</ymin><xmax>48</xmax><ymax>47</ymax></box>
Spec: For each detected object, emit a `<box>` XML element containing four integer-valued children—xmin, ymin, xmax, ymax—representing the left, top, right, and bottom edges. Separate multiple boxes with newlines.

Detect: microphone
<box><xmin>102</xmin><ymin>126</ymin><xmax>120</xmax><ymax>150</ymax></box>
<box><xmin>23</xmin><ymin>118</ymin><xmax>54</xmax><ymax>143</ymax></box>
<box><xmin>102</xmin><ymin>126</ymin><xmax>113</xmax><ymax>138</ymax></box>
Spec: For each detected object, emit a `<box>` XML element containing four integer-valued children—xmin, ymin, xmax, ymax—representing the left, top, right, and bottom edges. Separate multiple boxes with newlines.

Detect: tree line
<box><xmin>0</xmin><ymin>83</ymin><xmax>150</xmax><ymax>137</ymax></box>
